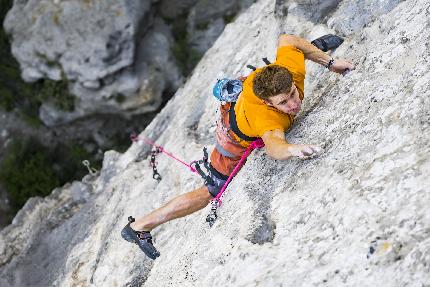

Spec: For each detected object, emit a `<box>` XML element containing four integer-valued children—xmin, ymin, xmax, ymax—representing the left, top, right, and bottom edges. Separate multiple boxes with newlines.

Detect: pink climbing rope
<box><xmin>213</xmin><ymin>138</ymin><xmax>265</xmax><ymax>206</ymax></box>
<box><xmin>131</xmin><ymin>133</ymin><xmax>198</xmax><ymax>173</ymax></box>
<box><xmin>131</xmin><ymin>132</ymin><xmax>265</xmax><ymax>206</ymax></box>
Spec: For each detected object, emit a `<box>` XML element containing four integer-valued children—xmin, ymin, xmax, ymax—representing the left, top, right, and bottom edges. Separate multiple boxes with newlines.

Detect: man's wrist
<box><xmin>325</xmin><ymin>58</ymin><xmax>335</xmax><ymax>69</ymax></box>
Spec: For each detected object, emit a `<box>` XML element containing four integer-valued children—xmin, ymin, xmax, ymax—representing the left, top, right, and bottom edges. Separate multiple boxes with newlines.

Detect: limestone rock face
<box><xmin>328</xmin><ymin>0</ymin><xmax>404</xmax><ymax>35</ymax></box>
<box><xmin>4</xmin><ymin>0</ymin><xmax>177</xmax><ymax>126</ymax></box>
<box><xmin>3</xmin><ymin>0</ymin><xmax>253</xmax><ymax>126</ymax></box>
<box><xmin>158</xmin><ymin>0</ymin><xmax>198</xmax><ymax>19</ymax></box>
<box><xmin>187</xmin><ymin>0</ymin><xmax>255</xmax><ymax>54</ymax></box>
<box><xmin>1</xmin><ymin>0</ymin><xmax>429</xmax><ymax>286</ymax></box>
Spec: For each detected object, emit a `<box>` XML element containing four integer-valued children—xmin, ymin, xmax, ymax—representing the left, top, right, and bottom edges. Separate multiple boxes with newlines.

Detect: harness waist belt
<box><xmin>209</xmin><ymin>163</ymin><xmax>229</xmax><ymax>180</ymax></box>
<box><xmin>215</xmin><ymin>141</ymin><xmax>237</xmax><ymax>158</ymax></box>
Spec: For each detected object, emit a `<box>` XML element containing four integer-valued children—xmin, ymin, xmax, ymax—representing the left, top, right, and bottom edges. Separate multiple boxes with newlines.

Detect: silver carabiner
<box><xmin>82</xmin><ymin>160</ymin><xmax>98</xmax><ymax>175</ymax></box>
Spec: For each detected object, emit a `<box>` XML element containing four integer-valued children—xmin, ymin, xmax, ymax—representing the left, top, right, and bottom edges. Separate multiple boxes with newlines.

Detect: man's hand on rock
<box><xmin>288</xmin><ymin>144</ymin><xmax>323</xmax><ymax>159</ymax></box>
<box><xmin>330</xmin><ymin>59</ymin><xmax>355</xmax><ymax>75</ymax></box>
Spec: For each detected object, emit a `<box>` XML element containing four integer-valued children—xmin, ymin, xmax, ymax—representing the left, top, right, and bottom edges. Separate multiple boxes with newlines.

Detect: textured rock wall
<box><xmin>0</xmin><ymin>0</ymin><xmax>429</xmax><ymax>286</ymax></box>
<box><xmin>3</xmin><ymin>0</ymin><xmax>253</xmax><ymax>126</ymax></box>
<box><xmin>4</xmin><ymin>0</ymin><xmax>179</xmax><ymax>126</ymax></box>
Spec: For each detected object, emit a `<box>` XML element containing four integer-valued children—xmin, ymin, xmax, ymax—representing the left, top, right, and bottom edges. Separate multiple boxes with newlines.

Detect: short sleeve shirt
<box><xmin>234</xmin><ymin>45</ymin><xmax>306</xmax><ymax>139</ymax></box>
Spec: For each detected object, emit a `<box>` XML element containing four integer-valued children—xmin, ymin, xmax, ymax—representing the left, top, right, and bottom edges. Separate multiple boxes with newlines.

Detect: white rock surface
<box><xmin>1</xmin><ymin>0</ymin><xmax>429</xmax><ymax>286</ymax></box>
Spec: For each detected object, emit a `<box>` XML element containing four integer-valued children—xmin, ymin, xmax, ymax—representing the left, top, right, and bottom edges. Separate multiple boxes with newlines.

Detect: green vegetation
<box><xmin>169</xmin><ymin>13</ymin><xmax>203</xmax><ymax>76</ymax></box>
<box><xmin>0</xmin><ymin>0</ymin><xmax>75</xmax><ymax>123</ymax></box>
<box><xmin>55</xmin><ymin>141</ymin><xmax>97</xmax><ymax>183</ymax></box>
<box><xmin>0</xmin><ymin>0</ymin><xmax>37</xmax><ymax>118</ymax></box>
<box><xmin>114</xmin><ymin>93</ymin><xmax>126</xmax><ymax>104</ymax></box>
<box><xmin>0</xmin><ymin>138</ymin><xmax>99</xmax><ymax>213</ymax></box>
<box><xmin>38</xmin><ymin>76</ymin><xmax>76</xmax><ymax>112</ymax></box>
<box><xmin>196</xmin><ymin>21</ymin><xmax>209</xmax><ymax>30</ymax></box>
<box><xmin>161</xmin><ymin>16</ymin><xmax>175</xmax><ymax>25</ymax></box>
<box><xmin>172</xmin><ymin>39</ymin><xmax>202</xmax><ymax>76</ymax></box>
<box><xmin>0</xmin><ymin>1</ymin><xmax>112</xmax><ymax>223</ymax></box>
<box><xmin>0</xmin><ymin>139</ymin><xmax>59</xmax><ymax>212</ymax></box>
<box><xmin>0</xmin><ymin>86</ymin><xmax>13</xmax><ymax>111</ymax></box>
<box><xmin>223</xmin><ymin>13</ymin><xmax>237</xmax><ymax>24</ymax></box>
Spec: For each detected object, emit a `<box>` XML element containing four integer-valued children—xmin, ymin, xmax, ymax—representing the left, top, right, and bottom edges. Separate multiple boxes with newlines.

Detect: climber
<box><xmin>121</xmin><ymin>34</ymin><xmax>355</xmax><ymax>259</ymax></box>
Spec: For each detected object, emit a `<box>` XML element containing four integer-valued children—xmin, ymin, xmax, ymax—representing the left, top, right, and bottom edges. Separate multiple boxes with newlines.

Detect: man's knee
<box><xmin>197</xmin><ymin>186</ymin><xmax>214</xmax><ymax>202</ymax></box>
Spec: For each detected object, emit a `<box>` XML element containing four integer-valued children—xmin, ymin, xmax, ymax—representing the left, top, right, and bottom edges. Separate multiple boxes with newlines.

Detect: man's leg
<box><xmin>131</xmin><ymin>186</ymin><xmax>213</xmax><ymax>232</ymax></box>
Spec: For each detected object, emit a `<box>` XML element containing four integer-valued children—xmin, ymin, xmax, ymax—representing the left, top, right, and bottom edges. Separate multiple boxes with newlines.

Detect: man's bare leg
<box><xmin>130</xmin><ymin>186</ymin><xmax>213</xmax><ymax>232</ymax></box>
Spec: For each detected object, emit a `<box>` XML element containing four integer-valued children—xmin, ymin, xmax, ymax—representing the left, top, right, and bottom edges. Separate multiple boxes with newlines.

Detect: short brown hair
<box><xmin>252</xmin><ymin>65</ymin><xmax>293</xmax><ymax>100</ymax></box>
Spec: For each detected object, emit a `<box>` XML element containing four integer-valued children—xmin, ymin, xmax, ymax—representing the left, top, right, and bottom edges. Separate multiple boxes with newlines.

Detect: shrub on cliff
<box><xmin>0</xmin><ymin>138</ymin><xmax>97</xmax><ymax>213</ymax></box>
<box><xmin>0</xmin><ymin>139</ymin><xmax>59</xmax><ymax>212</ymax></box>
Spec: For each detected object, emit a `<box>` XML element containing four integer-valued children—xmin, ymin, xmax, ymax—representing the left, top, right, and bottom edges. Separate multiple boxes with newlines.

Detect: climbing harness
<box><xmin>206</xmin><ymin>138</ymin><xmax>265</xmax><ymax>227</ymax></box>
<box><xmin>82</xmin><ymin>160</ymin><xmax>98</xmax><ymax>175</ymax></box>
<box><xmin>190</xmin><ymin>147</ymin><xmax>215</xmax><ymax>186</ymax></box>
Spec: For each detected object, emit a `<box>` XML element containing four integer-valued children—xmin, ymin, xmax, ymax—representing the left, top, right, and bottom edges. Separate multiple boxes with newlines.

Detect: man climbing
<box><xmin>121</xmin><ymin>34</ymin><xmax>355</xmax><ymax>259</ymax></box>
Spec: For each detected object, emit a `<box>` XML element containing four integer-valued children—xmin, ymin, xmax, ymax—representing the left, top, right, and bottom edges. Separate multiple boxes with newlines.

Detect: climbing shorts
<box><xmin>206</xmin><ymin>103</ymin><xmax>249</xmax><ymax>197</ymax></box>
<box><xmin>206</xmin><ymin>164</ymin><xmax>228</xmax><ymax>197</ymax></box>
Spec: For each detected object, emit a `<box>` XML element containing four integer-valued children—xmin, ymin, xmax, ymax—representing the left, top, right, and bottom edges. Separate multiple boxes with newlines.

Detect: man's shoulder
<box><xmin>275</xmin><ymin>46</ymin><xmax>306</xmax><ymax>77</ymax></box>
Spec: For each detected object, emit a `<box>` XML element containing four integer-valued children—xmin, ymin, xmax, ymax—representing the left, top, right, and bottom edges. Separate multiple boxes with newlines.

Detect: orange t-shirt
<box><xmin>234</xmin><ymin>45</ymin><xmax>306</xmax><ymax>141</ymax></box>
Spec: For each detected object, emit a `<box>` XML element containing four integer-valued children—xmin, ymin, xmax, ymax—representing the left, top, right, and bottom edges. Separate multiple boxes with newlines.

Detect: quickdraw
<box><xmin>131</xmin><ymin>132</ymin><xmax>212</xmax><ymax>184</ymax></box>
<box><xmin>206</xmin><ymin>200</ymin><xmax>219</xmax><ymax>227</ymax></box>
<box><xmin>149</xmin><ymin>147</ymin><xmax>162</xmax><ymax>181</ymax></box>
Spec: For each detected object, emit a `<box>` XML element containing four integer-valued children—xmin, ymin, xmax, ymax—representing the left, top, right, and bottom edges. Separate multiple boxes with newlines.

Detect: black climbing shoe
<box><xmin>311</xmin><ymin>34</ymin><xmax>344</xmax><ymax>52</ymax></box>
<box><xmin>121</xmin><ymin>216</ymin><xmax>160</xmax><ymax>259</ymax></box>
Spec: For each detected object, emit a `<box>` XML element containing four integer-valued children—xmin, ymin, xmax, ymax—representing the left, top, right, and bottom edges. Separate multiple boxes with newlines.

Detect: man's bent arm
<box><xmin>278</xmin><ymin>34</ymin><xmax>355</xmax><ymax>74</ymax></box>
<box><xmin>262</xmin><ymin>129</ymin><xmax>322</xmax><ymax>160</ymax></box>
<box><xmin>279</xmin><ymin>34</ymin><xmax>330</xmax><ymax>65</ymax></box>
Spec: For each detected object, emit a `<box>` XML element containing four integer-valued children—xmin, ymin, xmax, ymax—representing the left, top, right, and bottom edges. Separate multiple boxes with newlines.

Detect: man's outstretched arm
<box><xmin>262</xmin><ymin>129</ymin><xmax>322</xmax><ymax>160</ymax></box>
<box><xmin>278</xmin><ymin>34</ymin><xmax>355</xmax><ymax>74</ymax></box>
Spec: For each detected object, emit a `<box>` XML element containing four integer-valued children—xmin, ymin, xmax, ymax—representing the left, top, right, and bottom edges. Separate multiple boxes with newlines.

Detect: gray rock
<box><xmin>0</xmin><ymin>189</ymin><xmax>11</xmax><ymax>229</ymax></box>
<box><xmin>188</xmin><ymin>0</ymin><xmax>238</xmax><ymax>25</ymax></box>
<box><xmin>286</xmin><ymin>0</ymin><xmax>341</xmax><ymax>23</ymax></box>
<box><xmin>327</xmin><ymin>0</ymin><xmax>403</xmax><ymax>35</ymax></box>
<box><xmin>188</xmin><ymin>18</ymin><xmax>226</xmax><ymax>54</ymax></box>
<box><xmin>0</xmin><ymin>130</ymin><xmax>8</xmax><ymax>139</ymax></box>
<box><xmin>3</xmin><ymin>0</ymin><xmax>253</xmax><ymax>127</ymax></box>
<box><xmin>4</xmin><ymin>0</ymin><xmax>178</xmax><ymax>126</ymax></box>
<box><xmin>1</xmin><ymin>0</ymin><xmax>430</xmax><ymax>286</ymax></box>
<box><xmin>4</xmin><ymin>0</ymin><xmax>150</xmax><ymax>83</ymax></box>
<box><xmin>158</xmin><ymin>0</ymin><xmax>198</xmax><ymax>19</ymax></box>
<box><xmin>186</xmin><ymin>0</ymin><xmax>254</xmax><ymax>54</ymax></box>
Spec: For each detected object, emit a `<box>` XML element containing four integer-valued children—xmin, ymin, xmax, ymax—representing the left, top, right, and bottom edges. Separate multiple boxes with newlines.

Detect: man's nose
<box><xmin>290</xmin><ymin>101</ymin><xmax>300</xmax><ymax>109</ymax></box>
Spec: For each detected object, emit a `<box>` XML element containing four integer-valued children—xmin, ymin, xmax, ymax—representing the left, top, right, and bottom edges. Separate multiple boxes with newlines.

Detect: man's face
<box><xmin>264</xmin><ymin>83</ymin><xmax>302</xmax><ymax>115</ymax></box>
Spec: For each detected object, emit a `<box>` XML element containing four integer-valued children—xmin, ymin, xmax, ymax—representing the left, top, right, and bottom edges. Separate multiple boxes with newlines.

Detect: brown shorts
<box><xmin>207</xmin><ymin>103</ymin><xmax>249</xmax><ymax>197</ymax></box>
